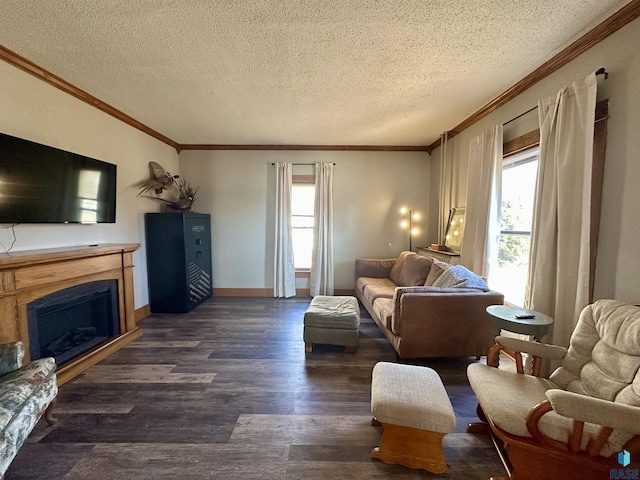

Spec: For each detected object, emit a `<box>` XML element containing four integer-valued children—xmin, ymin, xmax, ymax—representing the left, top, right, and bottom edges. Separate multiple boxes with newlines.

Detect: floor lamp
<box><xmin>400</xmin><ymin>207</ymin><xmax>419</xmax><ymax>251</ymax></box>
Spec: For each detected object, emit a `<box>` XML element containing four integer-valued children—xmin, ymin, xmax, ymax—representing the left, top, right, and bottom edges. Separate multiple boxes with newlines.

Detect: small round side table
<box><xmin>486</xmin><ymin>305</ymin><xmax>553</xmax><ymax>342</ymax></box>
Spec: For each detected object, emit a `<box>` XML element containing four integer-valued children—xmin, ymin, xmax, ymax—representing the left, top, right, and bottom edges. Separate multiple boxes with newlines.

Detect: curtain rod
<box><xmin>595</xmin><ymin>67</ymin><xmax>608</xmax><ymax>79</ymax></box>
<box><xmin>503</xmin><ymin>67</ymin><xmax>608</xmax><ymax>127</ymax></box>
<box><xmin>271</xmin><ymin>162</ymin><xmax>336</xmax><ymax>165</ymax></box>
<box><xmin>503</xmin><ymin>105</ymin><xmax>538</xmax><ymax>126</ymax></box>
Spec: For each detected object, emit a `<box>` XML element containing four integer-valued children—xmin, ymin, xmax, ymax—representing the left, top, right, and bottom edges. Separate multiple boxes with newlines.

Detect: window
<box><xmin>491</xmin><ymin>147</ymin><xmax>538</xmax><ymax>305</ymax></box>
<box><xmin>291</xmin><ymin>182</ymin><xmax>315</xmax><ymax>270</ymax></box>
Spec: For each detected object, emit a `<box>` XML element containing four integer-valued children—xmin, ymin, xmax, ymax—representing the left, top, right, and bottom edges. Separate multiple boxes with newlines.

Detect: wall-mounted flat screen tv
<box><xmin>0</xmin><ymin>132</ymin><xmax>117</xmax><ymax>224</ymax></box>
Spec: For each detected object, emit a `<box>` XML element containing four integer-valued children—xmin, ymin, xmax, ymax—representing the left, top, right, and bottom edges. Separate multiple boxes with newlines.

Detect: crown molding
<box><xmin>2</xmin><ymin>0</ymin><xmax>636</xmax><ymax>156</ymax></box>
<box><xmin>0</xmin><ymin>44</ymin><xmax>429</xmax><ymax>154</ymax></box>
<box><xmin>0</xmin><ymin>44</ymin><xmax>181</xmax><ymax>152</ymax></box>
<box><xmin>427</xmin><ymin>0</ymin><xmax>640</xmax><ymax>152</ymax></box>
<box><xmin>177</xmin><ymin>144</ymin><xmax>429</xmax><ymax>152</ymax></box>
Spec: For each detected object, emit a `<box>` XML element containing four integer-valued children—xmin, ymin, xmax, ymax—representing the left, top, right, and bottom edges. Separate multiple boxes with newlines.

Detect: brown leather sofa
<box><xmin>355</xmin><ymin>251</ymin><xmax>504</xmax><ymax>358</ymax></box>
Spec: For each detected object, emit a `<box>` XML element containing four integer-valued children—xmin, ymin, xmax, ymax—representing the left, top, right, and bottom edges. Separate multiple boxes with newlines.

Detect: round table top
<box><xmin>486</xmin><ymin>305</ymin><xmax>553</xmax><ymax>338</ymax></box>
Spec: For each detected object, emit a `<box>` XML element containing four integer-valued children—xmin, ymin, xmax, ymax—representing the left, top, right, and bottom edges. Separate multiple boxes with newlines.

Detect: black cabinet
<box><xmin>145</xmin><ymin>212</ymin><xmax>212</xmax><ymax>313</ymax></box>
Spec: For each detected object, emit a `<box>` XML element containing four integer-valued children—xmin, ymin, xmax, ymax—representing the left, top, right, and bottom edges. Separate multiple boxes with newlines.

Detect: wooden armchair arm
<box><xmin>525</xmin><ymin>390</ymin><xmax>640</xmax><ymax>456</ymax></box>
<box><xmin>546</xmin><ymin>389</ymin><xmax>640</xmax><ymax>436</ymax></box>
<box><xmin>496</xmin><ymin>336</ymin><xmax>568</xmax><ymax>359</ymax></box>
<box><xmin>486</xmin><ymin>336</ymin><xmax>568</xmax><ymax>376</ymax></box>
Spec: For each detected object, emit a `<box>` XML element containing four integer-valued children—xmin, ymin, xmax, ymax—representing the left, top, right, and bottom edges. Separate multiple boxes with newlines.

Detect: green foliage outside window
<box><xmin>498</xmin><ymin>200</ymin><xmax>531</xmax><ymax>268</ymax></box>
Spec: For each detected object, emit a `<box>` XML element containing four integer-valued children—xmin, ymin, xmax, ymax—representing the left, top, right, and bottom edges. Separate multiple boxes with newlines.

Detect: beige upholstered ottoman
<box><xmin>303</xmin><ymin>296</ymin><xmax>360</xmax><ymax>353</ymax></box>
<box><xmin>370</xmin><ymin>362</ymin><xmax>456</xmax><ymax>473</ymax></box>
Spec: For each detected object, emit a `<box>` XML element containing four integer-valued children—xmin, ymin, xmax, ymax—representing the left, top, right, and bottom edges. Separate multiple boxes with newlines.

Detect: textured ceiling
<box><xmin>0</xmin><ymin>0</ymin><xmax>631</xmax><ymax>146</ymax></box>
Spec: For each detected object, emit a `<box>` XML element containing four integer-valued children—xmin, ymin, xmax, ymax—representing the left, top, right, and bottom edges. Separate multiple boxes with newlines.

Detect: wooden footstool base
<box><xmin>371</xmin><ymin>421</ymin><xmax>448</xmax><ymax>473</ymax></box>
<box><xmin>370</xmin><ymin>362</ymin><xmax>456</xmax><ymax>474</ymax></box>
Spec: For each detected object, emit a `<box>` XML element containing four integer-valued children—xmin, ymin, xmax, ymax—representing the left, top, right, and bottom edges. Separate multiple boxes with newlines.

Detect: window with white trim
<box><xmin>490</xmin><ymin>147</ymin><xmax>538</xmax><ymax>305</ymax></box>
<box><xmin>291</xmin><ymin>182</ymin><xmax>315</xmax><ymax>270</ymax></box>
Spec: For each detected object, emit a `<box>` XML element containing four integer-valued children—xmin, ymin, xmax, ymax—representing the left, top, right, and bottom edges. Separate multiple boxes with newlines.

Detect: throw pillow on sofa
<box><xmin>424</xmin><ymin>259</ymin><xmax>451</xmax><ymax>286</ymax></box>
<box><xmin>397</xmin><ymin>253</ymin><xmax>434</xmax><ymax>286</ymax></box>
<box><xmin>389</xmin><ymin>251</ymin><xmax>413</xmax><ymax>285</ymax></box>
<box><xmin>431</xmin><ymin>265</ymin><xmax>490</xmax><ymax>291</ymax></box>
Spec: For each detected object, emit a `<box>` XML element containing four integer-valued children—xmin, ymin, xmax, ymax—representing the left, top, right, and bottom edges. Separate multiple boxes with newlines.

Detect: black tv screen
<box><xmin>0</xmin><ymin>132</ymin><xmax>117</xmax><ymax>224</ymax></box>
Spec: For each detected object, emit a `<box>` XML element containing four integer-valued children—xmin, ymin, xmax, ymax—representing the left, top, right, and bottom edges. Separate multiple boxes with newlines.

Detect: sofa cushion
<box><xmin>373</xmin><ymin>297</ymin><xmax>394</xmax><ymax>331</ymax></box>
<box><xmin>303</xmin><ymin>296</ymin><xmax>360</xmax><ymax>330</ymax></box>
<box><xmin>355</xmin><ymin>258</ymin><xmax>396</xmax><ymax>279</ymax></box>
<box><xmin>389</xmin><ymin>251</ymin><xmax>413</xmax><ymax>285</ymax></box>
<box><xmin>424</xmin><ymin>259</ymin><xmax>450</xmax><ymax>286</ymax></box>
<box><xmin>468</xmin><ymin>364</ymin><xmax>565</xmax><ymax>438</ymax></box>
<box><xmin>363</xmin><ymin>283</ymin><xmax>396</xmax><ymax>305</ymax></box>
<box><xmin>356</xmin><ymin>276</ymin><xmax>396</xmax><ymax>295</ymax></box>
<box><xmin>549</xmin><ymin>300</ymin><xmax>640</xmax><ymax>403</ymax></box>
<box><xmin>431</xmin><ymin>265</ymin><xmax>489</xmax><ymax>291</ymax></box>
<box><xmin>397</xmin><ymin>254</ymin><xmax>433</xmax><ymax>287</ymax></box>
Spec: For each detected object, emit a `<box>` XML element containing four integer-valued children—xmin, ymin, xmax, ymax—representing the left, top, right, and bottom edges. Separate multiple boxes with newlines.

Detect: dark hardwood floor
<box><xmin>8</xmin><ymin>297</ymin><xmax>506</xmax><ymax>479</ymax></box>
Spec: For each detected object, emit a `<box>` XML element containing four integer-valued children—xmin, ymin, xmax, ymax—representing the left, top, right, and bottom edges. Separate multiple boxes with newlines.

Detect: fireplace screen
<box><xmin>27</xmin><ymin>280</ymin><xmax>120</xmax><ymax>366</ymax></box>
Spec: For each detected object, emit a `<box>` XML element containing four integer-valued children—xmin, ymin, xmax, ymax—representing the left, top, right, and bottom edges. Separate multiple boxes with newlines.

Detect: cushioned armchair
<box><xmin>0</xmin><ymin>342</ymin><xmax>57</xmax><ymax>478</ymax></box>
<box><xmin>467</xmin><ymin>299</ymin><xmax>640</xmax><ymax>480</ymax></box>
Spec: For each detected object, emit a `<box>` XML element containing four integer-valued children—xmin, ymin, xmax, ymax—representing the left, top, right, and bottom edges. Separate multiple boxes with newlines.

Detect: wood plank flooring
<box><xmin>8</xmin><ymin>297</ymin><xmax>506</xmax><ymax>479</ymax></box>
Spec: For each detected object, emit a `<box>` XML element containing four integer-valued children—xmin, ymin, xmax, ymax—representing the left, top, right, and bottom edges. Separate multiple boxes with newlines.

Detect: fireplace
<box><xmin>27</xmin><ymin>280</ymin><xmax>120</xmax><ymax>367</ymax></box>
<box><xmin>0</xmin><ymin>243</ymin><xmax>141</xmax><ymax>385</ymax></box>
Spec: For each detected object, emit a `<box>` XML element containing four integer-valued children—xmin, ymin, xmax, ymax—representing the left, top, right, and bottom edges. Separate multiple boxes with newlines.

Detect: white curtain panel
<box><xmin>525</xmin><ymin>73</ymin><xmax>597</xmax><ymax>348</ymax></box>
<box><xmin>460</xmin><ymin>124</ymin><xmax>503</xmax><ymax>278</ymax></box>
<box><xmin>310</xmin><ymin>162</ymin><xmax>334</xmax><ymax>296</ymax></box>
<box><xmin>438</xmin><ymin>132</ymin><xmax>453</xmax><ymax>244</ymax></box>
<box><xmin>273</xmin><ymin>162</ymin><xmax>296</xmax><ymax>298</ymax></box>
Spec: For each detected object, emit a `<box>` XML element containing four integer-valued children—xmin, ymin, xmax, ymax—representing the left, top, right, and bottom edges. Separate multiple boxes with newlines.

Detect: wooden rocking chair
<box><xmin>467</xmin><ymin>299</ymin><xmax>640</xmax><ymax>480</ymax></box>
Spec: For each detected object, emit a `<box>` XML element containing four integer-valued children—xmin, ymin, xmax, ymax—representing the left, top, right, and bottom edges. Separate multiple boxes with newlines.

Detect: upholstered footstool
<box><xmin>370</xmin><ymin>362</ymin><xmax>456</xmax><ymax>473</ymax></box>
<box><xmin>303</xmin><ymin>296</ymin><xmax>360</xmax><ymax>353</ymax></box>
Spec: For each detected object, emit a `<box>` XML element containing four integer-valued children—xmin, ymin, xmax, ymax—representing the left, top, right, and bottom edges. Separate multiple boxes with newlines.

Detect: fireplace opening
<box><xmin>27</xmin><ymin>280</ymin><xmax>120</xmax><ymax>367</ymax></box>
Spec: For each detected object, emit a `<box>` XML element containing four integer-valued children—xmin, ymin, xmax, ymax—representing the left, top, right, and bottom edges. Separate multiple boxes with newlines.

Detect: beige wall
<box><xmin>0</xmin><ymin>61</ymin><xmax>179</xmax><ymax>308</ymax></box>
<box><xmin>0</xmin><ymin>56</ymin><xmax>430</xmax><ymax>302</ymax></box>
<box><xmin>7</xmin><ymin>16</ymin><xmax>634</xmax><ymax>302</ymax></box>
<box><xmin>179</xmin><ymin>150</ymin><xmax>430</xmax><ymax>291</ymax></box>
<box><xmin>429</xmin><ymin>18</ymin><xmax>640</xmax><ymax>303</ymax></box>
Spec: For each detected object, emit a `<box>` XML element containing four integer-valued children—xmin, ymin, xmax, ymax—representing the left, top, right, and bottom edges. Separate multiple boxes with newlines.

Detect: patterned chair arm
<box><xmin>0</xmin><ymin>342</ymin><xmax>25</xmax><ymax>376</ymax></box>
